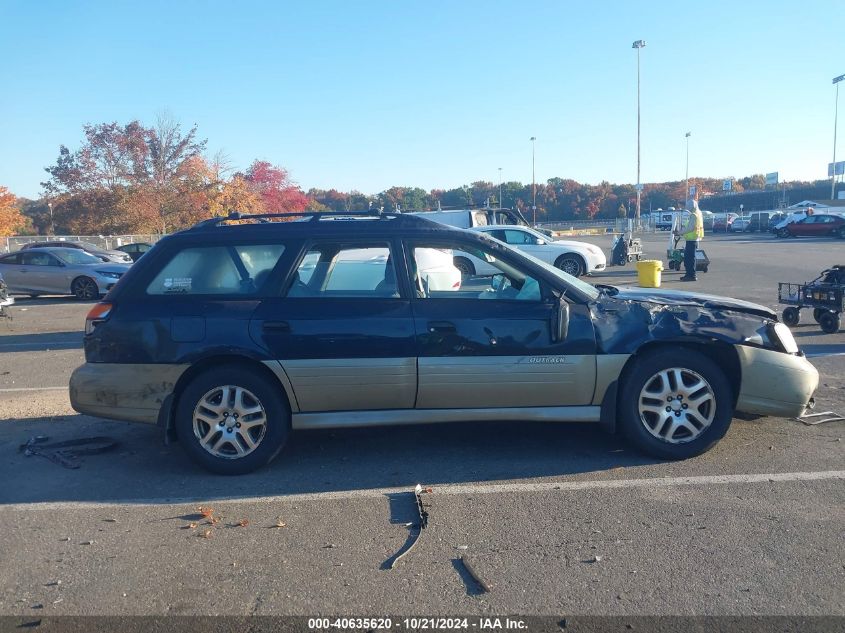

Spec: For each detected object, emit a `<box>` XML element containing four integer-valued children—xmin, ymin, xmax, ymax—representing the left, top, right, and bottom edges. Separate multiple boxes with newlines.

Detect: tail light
<box><xmin>85</xmin><ymin>302</ymin><xmax>113</xmax><ymax>335</ymax></box>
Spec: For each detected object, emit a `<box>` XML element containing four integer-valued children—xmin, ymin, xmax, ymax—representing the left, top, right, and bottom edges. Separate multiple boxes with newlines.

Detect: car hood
<box><xmin>75</xmin><ymin>262</ymin><xmax>132</xmax><ymax>274</ymax></box>
<box><xmin>608</xmin><ymin>287</ymin><xmax>776</xmax><ymax>319</ymax></box>
<box><xmin>550</xmin><ymin>239</ymin><xmax>599</xmax><ymax>252</ymax></box>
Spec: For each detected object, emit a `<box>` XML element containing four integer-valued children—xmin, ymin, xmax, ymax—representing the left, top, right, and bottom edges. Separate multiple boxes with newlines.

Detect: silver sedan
<box><xmin>0</xmin><ymin>247</ymin><xmax>131</xmax><ymax>300</ymax></box>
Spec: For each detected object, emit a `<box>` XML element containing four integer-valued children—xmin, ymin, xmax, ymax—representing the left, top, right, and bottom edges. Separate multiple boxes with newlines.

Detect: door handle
<box><xmin>428</xmin><ymin>321</ymin><xmax>456</xmax><ymax>333</ymax></box>
<box><xmin>262</xmin><ymin>321</ymin><xmax>291</xmax><ymax>332</ymax></box>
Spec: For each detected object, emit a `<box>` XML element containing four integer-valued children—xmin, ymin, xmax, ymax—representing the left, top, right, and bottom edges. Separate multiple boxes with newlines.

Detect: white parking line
<box><xmin>0</xmin><ymin>386</ymin><xmax>67</xmax><ymax>392</ymax></box>
<box><xmin>6</xmin><ymin>470</ymin><xmax>843</xmax><ymax>511</ymax></box>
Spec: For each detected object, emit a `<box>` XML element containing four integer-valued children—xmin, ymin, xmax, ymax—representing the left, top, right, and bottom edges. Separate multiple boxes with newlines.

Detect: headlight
<box><xmin>772</xmin><ymin>322</ymin><xmax>799</xmax><ymax>354</ymax></box>
<box><xmin>96</xmin><ymin>271</ymin><xmax>122</xmax><ymax>280</ymax></box>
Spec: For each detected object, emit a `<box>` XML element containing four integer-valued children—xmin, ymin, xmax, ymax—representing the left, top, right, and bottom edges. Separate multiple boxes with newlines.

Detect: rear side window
<box><xmin>147</xmin><ymin>244</ymin><xmax>285</xmax><ymax>295</ymax></box>
<box><xmin>287</xmin><ymin>242</ymin><xmax>397</xmax><ymax>298</ymax></box>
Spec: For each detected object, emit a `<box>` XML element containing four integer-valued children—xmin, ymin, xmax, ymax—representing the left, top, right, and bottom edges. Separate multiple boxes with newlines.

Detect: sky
<box><xmin>1</xmin><ymin>0</ymin><xmax>843</xmax><ymax>200</ymax></box>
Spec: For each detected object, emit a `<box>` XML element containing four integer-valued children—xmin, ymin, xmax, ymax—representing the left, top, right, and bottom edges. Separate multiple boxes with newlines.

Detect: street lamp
<box><xmin>530</xmin><ymin>136</ymin><xmax>537</xmax><ymax>225</ymax></box>
<box><xmin>498</xmin><ymin>167</ymin><xmax>503</xmax><ymax>208</ymax></box>
<box><xmin>832</xmin><ymin>73</ymin><xmax>844</xmax><ymax>200</ymax></box>
<box><xmin>632</xmin><ymin>39</ymin><xmax>646</xmax><ymax>220</ymax></box>
<box><xmin>48</xmin><ymin>202</ymin><xmax>54</xmax><ymax>235</ymax></box>
<box><xmin>685</xmin><ymin>131</ymin><xmax>691</xmax><ymax>204</ymax></box>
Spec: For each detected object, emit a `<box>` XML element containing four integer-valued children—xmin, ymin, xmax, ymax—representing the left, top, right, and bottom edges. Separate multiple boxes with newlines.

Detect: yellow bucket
<box><xmin>636</xmin><ymin>259</ymin><xmax>664</xmax><ymax>288</ymax></box>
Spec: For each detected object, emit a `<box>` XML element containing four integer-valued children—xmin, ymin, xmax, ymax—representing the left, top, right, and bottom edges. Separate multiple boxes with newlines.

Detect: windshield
<box><xmin>78</xmin><ymin>242</ymin><xmax>103</xmax><ymax>251</ymax></box>
<box><xmin>53</xmin><ymin>249</ymin><xmax>102</xmax><ymax>265</ymax></box>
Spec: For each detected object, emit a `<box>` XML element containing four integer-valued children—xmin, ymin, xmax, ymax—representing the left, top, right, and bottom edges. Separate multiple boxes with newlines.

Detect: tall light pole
<box><xmin>48</xmin><ymin>202</ymin><xmax>54</xmax><ymax>235</ymax></box>
<box><xmin>530</xmin><ymin>136</ymin><xmax>537</xmax><ymax>225</ymax></box>
<box><xmin>685</xmin><ymin>131</ymin><xmax>691</xmax><ymax>205</ymax></box>
<box><xmin>832</xmin><ymin>74</ymin><xmax>844</xmax><ymax>200</ymax></box>
<box><xmin>632</xmin><ymin>39</ymin><xmax>646</xmax><ymax>220</ymax></box>
<box><xmin>498</xmin><ymin>167</ymin><xmax>503</xmax><ymax>208</ymax></box>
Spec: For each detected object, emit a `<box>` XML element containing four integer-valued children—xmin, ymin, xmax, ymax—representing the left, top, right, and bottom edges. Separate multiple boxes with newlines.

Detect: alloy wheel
<box><xmin>192</xmin><ymin>385</ymin><xmax>268</xmax><ymax>459</ymax></box>
<box><xmin>637</xmin><ymin>367</ymin><xmax>716</xmax><ymax>444</ymax></box>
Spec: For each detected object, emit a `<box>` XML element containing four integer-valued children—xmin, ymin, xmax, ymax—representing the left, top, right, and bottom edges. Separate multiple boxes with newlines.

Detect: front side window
<box><xmin>410</xmin><ymin>240</ymin><xmax>541</xmax><ymax>302</ymax></box>
<box><xmin>147</xmin><ymin>244</ymin><xmax>285</xmax><ymax>295</ymax></box>
<box><xmin>287</xmin><ymin>242</ymin><xmax>397</xmax><ymax>298</ymax></box>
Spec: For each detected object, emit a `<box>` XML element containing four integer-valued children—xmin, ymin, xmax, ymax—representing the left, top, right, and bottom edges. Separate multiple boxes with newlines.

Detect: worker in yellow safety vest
<box><xmin>676</xmin><ymin>200</ymin><xmax>704</xmax><ymax>281</ymax></box>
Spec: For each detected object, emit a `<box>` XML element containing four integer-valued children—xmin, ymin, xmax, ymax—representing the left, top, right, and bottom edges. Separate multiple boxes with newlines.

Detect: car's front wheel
<box><xmin>776</xmin><ymin>228</ymin><xmax>790</xmax><ymax>238</ymax></box>
<box><xmin>556</xmin><ymin>254</ymin><xmax>585</xmax><ymax>277</ymax></box>
<box><xmin>71</xmin><ymin>276</ymin><xmax>99</xmax><ymax>300</ymax></box>
<box><xmin>618</xmin><ymin>349</ymin><xmax>734</xmax><ymax>460</ymax></box>
<box><xmin>175</xmin><ymin>365</ymin><xmax>290</xmax><ymax>475</ymax></box>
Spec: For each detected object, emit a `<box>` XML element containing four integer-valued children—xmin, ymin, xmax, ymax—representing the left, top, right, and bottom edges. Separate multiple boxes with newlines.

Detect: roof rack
<box><xmin>188</xmin><ymin>209</ymin><xmax>435</xmax><ymax>231</ymax></box>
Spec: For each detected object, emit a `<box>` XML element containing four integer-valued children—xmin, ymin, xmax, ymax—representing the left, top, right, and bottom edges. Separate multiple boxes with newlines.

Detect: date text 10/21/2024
<box><xmin>307</xmin><ymin>617</ymin><xmax>528</xmax><ymax>630</ymax></box>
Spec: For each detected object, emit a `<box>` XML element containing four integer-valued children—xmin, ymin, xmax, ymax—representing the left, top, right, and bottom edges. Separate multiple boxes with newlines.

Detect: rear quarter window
<box><xmin>146</xmin><ymin>244</ymin><xmax>285</xmax><ymax>295</ymax></box>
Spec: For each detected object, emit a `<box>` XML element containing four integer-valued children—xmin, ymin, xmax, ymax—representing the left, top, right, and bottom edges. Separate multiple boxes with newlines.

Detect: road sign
<box><xmin>828</xmin><ymin>161</ymin><xmax>845</xmax><ymax>177</ymax></box>
<box><xmin>722</xmin><ymin>179</ymin><xmax>732</xmax><ymax>191</ymax></box>
<box><xmin>689</xmin><ymin>185</ymin><xmax>697</xmax><ymax>196</ymax></box>
<box><xmin>765</xmin><ymin>172</ymin><xmax>778</xmax><ymax>185</ymax></box>
<box><xmin>635</xmin><ymin>183</ymin><xmax>644</xmax><ymax>192</ymax></box>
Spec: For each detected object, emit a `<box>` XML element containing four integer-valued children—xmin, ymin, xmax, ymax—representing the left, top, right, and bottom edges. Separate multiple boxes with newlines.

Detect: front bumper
<box><xmin>69</xmin><ymin>362</ymin><xmax>189</xmax><ymax>424</ymax></box>
<box><xmin>735</xmin><ymin>346</ymin><xmax>819</xmax><ymax>418</ymax></box>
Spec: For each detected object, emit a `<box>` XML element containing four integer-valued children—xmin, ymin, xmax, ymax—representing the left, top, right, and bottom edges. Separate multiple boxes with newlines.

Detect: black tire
<box><xmin>71</xmin><ymin>276</ymin><xmax>99</xmax><ymax>300</ymax></box>
<box><xmin>627</xmin><ymin>254</ymin><xmax>634</xmax><ymax>263</ymax></box>
<box><xmin>777</xmin><ymin>228</ymin><xmax>790</xmax><ymax>239</ymax></box>
<box><xmin>819</xmin><ymin>311</ymin><xmax>841</xmax><ymax>334</ymax></box>
<box><xmin>175</xmin><ymin>364</ymin><xmax>290</xmax><ymax>475</ymax></box>
<box><xmin>782</xmin><ymin>307</ymin><xmax>801</xmax><ymax>327</ymax></box>
<box><xmin>839</xmin><ymin>226</ymin><xmax>845</xmax><ymax>239</ymax></box>
<box><xmin>453</xmin><ymin>256</ymin><xmax>475</xmax><ymax>277</ymax></box>
<box><xmin>702</xmin><ymin>265</ymin><xmax>709</xmax><ymax>273</ymax></box>
<box><xmin>556</xmin><ymin>254</ymin><xmax>585</xmax><ymax>277</ymax></box>
<box><xmin>618</xmin><ymin>349</ymin><xmax>734</xmax><ymax>460</ymax></box>
<box><xmin>813</xmin><ymin>308</ymin><xmax>826</xmax><ymax>323</ymax></box>
<box><xmin>635</xmin><ymin>254</ymin><xmax>642</xmax><ymax>261</ymax></box>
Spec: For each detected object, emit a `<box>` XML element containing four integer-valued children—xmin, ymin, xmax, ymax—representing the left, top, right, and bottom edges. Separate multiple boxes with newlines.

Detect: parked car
<box><xmin>776</xmin><ymin>214</ymin><xmax>845</xmax><ymax>239</ymax></box>
<box><xmin>469</xmin><ymin>225</ymin><xmax>606</xmax><ymax>277</ymax></box>
<box><xmin>768</xmin><ymin>212</ymin><xmax>788</xmax><ymax>232</ymax></box>
<box><xmin>730</xmin><ymin>216</ymin><xmax>752</xmax><ymax>232</ymax></box>
<box><xmin>20</xmin><ymin>240</ymin><xmax>133</xmax><ymax>263</ymax></box>
<box><xmin>115</xmin><ymin>242</ymin><xmax>153</xmax><ymax>262</ymax></box>
<box><xmin>68</xmin><ymin>210</ymin><xmax>818</xmax><ymax>475</ymax></box>
<box><xmin>711</xmin><ymin>213</ymin><xmax>738</xmax><ymax>231</ymax></box>
<box><xmin>408</xmin><ymin>207</ymin><xmax>529</xmax><ymax>229</ymax></box>
<box><xmin>0</xmin><ymin>247</ymin><xmax>131</xmax><ymax>299</ymax></box>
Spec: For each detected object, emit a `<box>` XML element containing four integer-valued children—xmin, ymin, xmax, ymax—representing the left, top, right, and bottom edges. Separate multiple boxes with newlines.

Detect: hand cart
<box><xmin>610</xmin><ymin>232</ymin><xmax>644</xmax><ymax>266</ymax></box>
<box><xmin>778</xmin><ymin>265</ymin><xmax>845</xmax><ymax>334</ymax></box>
<box><xmin>666</xmin><ymin>232</ymin><xmax>709</xmax><ymax>273</ymax></box>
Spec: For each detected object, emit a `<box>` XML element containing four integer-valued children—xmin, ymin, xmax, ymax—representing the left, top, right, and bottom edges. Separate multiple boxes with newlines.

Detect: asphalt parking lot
<box><xmin>0</xmin><ymin>232</ymin><xmax>843</xmax><ymax>620</ymax></box>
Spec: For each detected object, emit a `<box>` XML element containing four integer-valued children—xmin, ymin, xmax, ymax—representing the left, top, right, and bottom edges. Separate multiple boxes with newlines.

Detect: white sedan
<box><xmin>468</xmin><ymin>225</ymin><xmax>606</xmax><ymax>277</ymax></box>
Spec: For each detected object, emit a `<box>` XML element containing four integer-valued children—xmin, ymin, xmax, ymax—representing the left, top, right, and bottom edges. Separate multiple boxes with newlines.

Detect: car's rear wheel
<box><xmin>556</xmin><ymin>254</ymin><xmax>585</xmax><ymax>277</ymax></box>
<box><xmin>782</xmin><ymin>307</ymin><xmax>801</xmax><ymax>327</ymax></box>
<box><xmin>838</xmin><ymin>226</ymin><xmax>845</xmax><ymax>239</ymax></box>
<box><xmin>618</xmin><ymin>349</ymin><xmax>734</xmax><ymax>460</ymax></box>
<box><xmin>453</xmin><ymin>256</ymin><xmax>475</xmax><ymax>277</ymax></box>
<box><xmin>175</xmin><ymin>365</ymin><xmax>290</xmax><ymax>475</ymax></box>
<box><xmin>71</xmin><ymin>276</ymin><xmax>99</xmax><ymax>300</ymax></box>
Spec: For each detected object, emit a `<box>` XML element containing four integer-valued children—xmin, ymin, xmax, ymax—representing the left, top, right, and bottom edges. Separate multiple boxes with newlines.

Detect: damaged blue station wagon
<box><xmin>69</xmin><ymin>211</ymin><xmax>819</xmax><ymax>474</ymax></box>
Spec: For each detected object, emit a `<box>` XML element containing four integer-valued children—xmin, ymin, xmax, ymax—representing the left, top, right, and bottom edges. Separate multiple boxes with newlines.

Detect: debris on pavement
<box><xmin>388</xmin><ymin>484</ymin><xmax>431</xmax><ymax>570</ymax></box>
<box><xmin>459</xmin><ymin>555</ymin><xmax>491</xmax><ymax>593</ymax></box>
<box><xmin>795</xmin><ymin>410</ymin><xmax>844</xmax><ymax>426</ymax></box>
<box><xmin>19</xmin><ymin>435</ymin><xmax>118</xmax><ymax>469</ymax></box>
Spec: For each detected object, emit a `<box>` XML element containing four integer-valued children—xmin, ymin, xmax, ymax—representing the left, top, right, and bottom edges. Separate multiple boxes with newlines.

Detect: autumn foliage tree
<box><xmin>0</xmin><ymin>186</ymin><xmax>26</xmax><ymax>236</ymax></box>
<box><xmin>41</xmin><ymin>118</ymin><xmax>307</xmax><ymax>233</ymax></box>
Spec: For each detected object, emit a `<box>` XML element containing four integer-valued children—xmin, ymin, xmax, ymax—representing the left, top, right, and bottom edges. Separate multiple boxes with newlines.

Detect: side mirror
<box><xmin>536</xmin><ymin>239</ymin><xmax>546</xmax><ymax>245</ymax></box>
<box><xmin>553</xmin><ymin>298</ymin><xmax>570</xmax><ymax>342</ymax></box>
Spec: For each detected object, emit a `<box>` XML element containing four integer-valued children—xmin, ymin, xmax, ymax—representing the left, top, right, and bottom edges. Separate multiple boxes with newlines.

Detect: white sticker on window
<box><xmin>163</xmin><ymin>277</ymin><xmax>192</xmax><ymax>293</ymax></box>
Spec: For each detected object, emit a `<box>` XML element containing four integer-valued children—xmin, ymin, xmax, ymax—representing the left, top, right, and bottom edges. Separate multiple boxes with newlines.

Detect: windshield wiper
<box><xmin>594</xmin><ymin>284</ymin><xmax>619</xmax><ymax>296</ymax></box>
